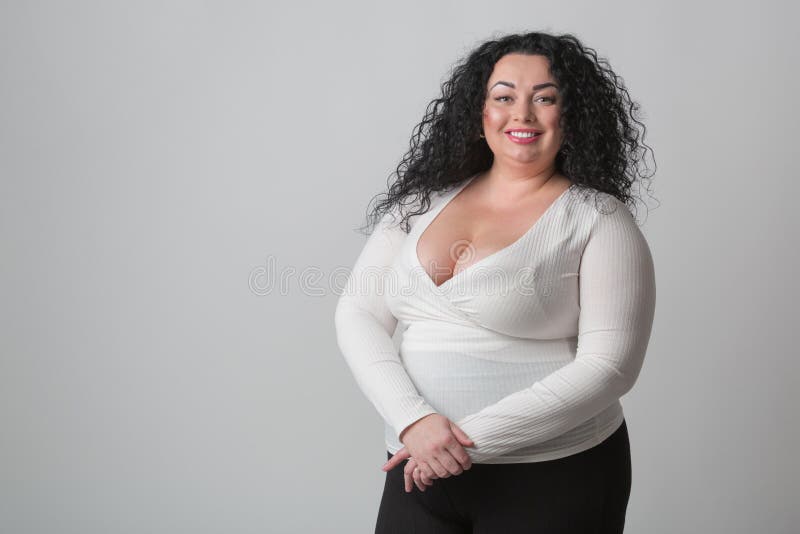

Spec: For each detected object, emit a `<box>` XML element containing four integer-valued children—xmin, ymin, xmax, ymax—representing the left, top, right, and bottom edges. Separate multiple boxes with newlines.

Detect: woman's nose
<box><xmin>514</xmin><ymin>100</ymin><xmax>534</xmax><ymax>122</ymax></box>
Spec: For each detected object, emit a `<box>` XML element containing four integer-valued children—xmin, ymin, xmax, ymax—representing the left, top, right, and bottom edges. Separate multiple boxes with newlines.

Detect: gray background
<box><xmin>1</xmin><ymin>1</ymin><xmax>798</xmax><ymax>533</ymax></box>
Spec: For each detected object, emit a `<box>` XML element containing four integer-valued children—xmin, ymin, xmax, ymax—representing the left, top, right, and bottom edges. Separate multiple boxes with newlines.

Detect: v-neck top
<box><xmin>334</xmin><ymin>176</ymin><xmax>656</xmax><ymax>463</ymax></box>
<box><xmin>414</xmin><ymin>173</ymin><xmax>575</xmax><ymax>289</ymax></box>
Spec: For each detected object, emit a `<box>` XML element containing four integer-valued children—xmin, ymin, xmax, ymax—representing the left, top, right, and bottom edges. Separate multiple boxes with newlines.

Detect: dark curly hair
<box><xmin>359</xmin><ymin>30</ymin><xmax>656</xmax><ymax>235</ymax></box>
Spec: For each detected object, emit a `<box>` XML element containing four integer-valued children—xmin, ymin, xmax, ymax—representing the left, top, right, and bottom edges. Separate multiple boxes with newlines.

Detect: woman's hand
<box><xmin>404</xmin><ymin>457</ymin><xmax>434</xmax><ymax>492</ymax></box>
<box><xmin>381</xmin><ymin>414</ymin><xmax>474</xmax><ymax>487</ymax></box>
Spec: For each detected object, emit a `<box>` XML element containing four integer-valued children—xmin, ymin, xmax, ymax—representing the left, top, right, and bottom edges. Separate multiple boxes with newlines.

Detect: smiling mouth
<box><xmin>505</xmin><ymin>131</ymin><xmax>543</xmax><ymax>143</ymax></box>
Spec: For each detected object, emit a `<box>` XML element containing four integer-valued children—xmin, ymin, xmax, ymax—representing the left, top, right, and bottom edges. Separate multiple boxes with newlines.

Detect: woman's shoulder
<box><xmin>567</xmin><ymin>184</ymin><xmax>631</xmax><ymax>216</ymax></box>
<box><xmin>378</xmin><ymin>186</ymin><xmax>454</xmax><ymax>233</ymax></box>
<box><xmin>564</xmin><ymin>184</ymin><xmax>644</xmax><ymax>241</ymax></box>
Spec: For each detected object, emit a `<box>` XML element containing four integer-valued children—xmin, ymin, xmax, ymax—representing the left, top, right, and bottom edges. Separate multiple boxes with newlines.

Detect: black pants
<box><xmin>375</xmin><ymin>420</ymin><xmax>631</xmax><ymax>534</ymax></box>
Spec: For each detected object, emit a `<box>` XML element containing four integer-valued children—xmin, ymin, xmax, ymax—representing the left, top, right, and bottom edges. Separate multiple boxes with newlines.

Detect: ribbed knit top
<box><xmin>334</xmin><ymin>174</ymin><xmax>656</xmax><ymax>463</ymax></box>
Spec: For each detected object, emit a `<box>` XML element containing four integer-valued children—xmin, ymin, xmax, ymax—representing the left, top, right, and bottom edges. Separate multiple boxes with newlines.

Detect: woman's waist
<box><xmin>400</xmin><ymin>350</ymin><xmax>573</xmax><ymax>416</ymax></box>
<box><xmin>400</xmin><ymin>320</ymin><xmax>577</xmax><ymax>364</ymax></box>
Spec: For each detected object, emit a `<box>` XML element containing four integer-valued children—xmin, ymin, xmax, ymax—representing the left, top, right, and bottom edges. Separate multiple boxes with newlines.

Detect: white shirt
<box><xmin>334</xmin><ymin>174</ymin><xmax>656</xmax><ymax>463</ymax></box>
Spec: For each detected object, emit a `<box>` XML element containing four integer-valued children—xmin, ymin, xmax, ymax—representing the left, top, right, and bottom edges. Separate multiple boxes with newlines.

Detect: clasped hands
<box><xmin>380</xmin><ymin>413</ymin><xmax>475</xmax><ymax>493</ymax></box>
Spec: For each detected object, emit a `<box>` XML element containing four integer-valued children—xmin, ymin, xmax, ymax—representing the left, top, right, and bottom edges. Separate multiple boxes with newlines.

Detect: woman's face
<box><xmin>482</xmin><ymin>54</ymin><xmax>563</xmax><ymax>169</ymax></box>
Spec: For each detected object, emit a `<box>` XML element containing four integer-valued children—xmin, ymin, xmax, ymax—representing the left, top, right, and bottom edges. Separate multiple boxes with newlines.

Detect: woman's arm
<box><xmin>454</xmin><ymin>197</ymin><xmax>657</xmax><ymax>463</ymax></box>
<box><xmin>334</xmin><ymin>210</ymin><xmax>438</xmax><ymax>440</ymax></box>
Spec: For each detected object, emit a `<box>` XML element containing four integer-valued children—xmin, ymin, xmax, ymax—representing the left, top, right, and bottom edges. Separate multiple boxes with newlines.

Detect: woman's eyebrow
<box><xmin>490</xmin><ymin>81</ymin><xmax>558</xmax><ymax>91</ymax></box>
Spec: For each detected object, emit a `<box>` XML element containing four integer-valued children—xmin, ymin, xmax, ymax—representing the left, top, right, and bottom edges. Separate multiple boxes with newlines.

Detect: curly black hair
<box><xmin>359</xmin><ymin>30</ymin><xmax>656</xmax><ymax>235</ymax></box>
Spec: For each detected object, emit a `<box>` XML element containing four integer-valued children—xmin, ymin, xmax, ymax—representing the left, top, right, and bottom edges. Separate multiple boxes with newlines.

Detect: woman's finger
<box><xmin>419</xmin><ymin>461</ymin><xmax>439</xmax><ymax>481</ymax></box>
<box><xmin>383</xmin><ymin>448</ymin><xmax>410</xmax><ymax>472</ymax></box>
<box><xmin>403</xmin><ymin>459</ymin><xmax>417</xmax><ymax>493</ymax></box>
<box><xmin>436</xmin><ymin>449</ymin><xmax>465</xmax><ymax>476</ymax></box>
<box><xmin>420</xmin><ymin>468</ymin><xmax>433</xmax><ymax>486</ymax></box>
<box><xmin>449</xmin><ymin>421</ymin><xmax>475</xmax><ymax>448</ymax></box>
<box><xmin>405</xmin><ymin>470</ymin><xmax>414</xmax><ymax>493</ymax></box>
<box><xmin>444</xmin><ymin>442</ymin><xmax>471</xmax><ymax>472</ymax></box>
<box><xmin>428</xmin><ymin>455</ymin><xmax>453</xmax><ymax>478</ymax></box>
<box><xmin>413</xmin><ymin>466</ymin><xmax>426</xmax><ymax>492</ymax></box>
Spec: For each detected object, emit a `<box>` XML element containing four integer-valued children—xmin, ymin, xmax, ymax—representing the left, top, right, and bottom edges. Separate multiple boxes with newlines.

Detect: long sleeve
<box><xmin>454</xmin><ymin>198</ymin><xmax>656</xmax><ymax>462</ymax></box>
<box><xmin>334</xmin><ymin>210</ymin><xmax>438</xmax><ymax>439</ymax></box>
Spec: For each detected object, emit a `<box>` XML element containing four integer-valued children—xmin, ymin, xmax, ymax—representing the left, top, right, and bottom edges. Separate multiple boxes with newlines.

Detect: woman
<box><xmin>334</xmin><ymin>31</ymin><xmax>656</xmax><ymax>533</ymax></box>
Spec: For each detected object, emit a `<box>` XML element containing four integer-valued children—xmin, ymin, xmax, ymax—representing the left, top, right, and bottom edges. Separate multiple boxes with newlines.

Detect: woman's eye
<box><xmin>494</xmin><ymin>96</ymin><xmax>556</xmax><ymax>104</ymax></box>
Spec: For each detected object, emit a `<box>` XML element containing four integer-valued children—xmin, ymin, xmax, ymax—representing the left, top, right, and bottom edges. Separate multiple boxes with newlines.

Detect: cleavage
<box><xmin>417</xmin><ymin>203</ymin><xmax>543</xmax><ymax>286</ymax></box>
